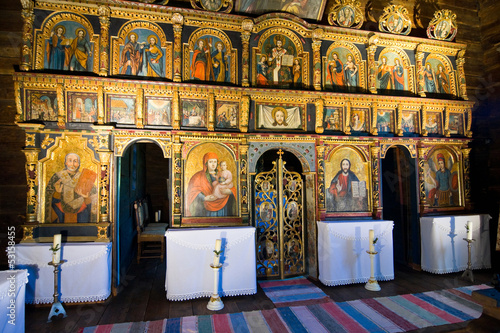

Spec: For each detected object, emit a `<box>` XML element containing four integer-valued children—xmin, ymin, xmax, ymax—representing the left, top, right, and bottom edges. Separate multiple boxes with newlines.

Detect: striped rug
<box><xmin>79</xmin><ymin>284</ymin><xmax>491</xmax><ymax>333</ymax></box>
<box><xmin>258</xmin><ymin>277</ymin><xmax>332</xmax><ymax>307</ymax></box>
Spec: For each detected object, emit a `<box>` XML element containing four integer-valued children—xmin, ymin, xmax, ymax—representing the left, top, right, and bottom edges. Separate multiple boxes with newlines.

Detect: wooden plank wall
<box><xmin>0</xmin><ymin>0</ymin><xmax>497</xmax><ymax>267</ymax></box>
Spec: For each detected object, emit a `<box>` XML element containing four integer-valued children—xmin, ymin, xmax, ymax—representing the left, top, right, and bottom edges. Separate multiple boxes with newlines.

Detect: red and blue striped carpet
<box><xmin>79</xmin><ymin>284</ymin><xmax>491</xmax><ymax>332</ymax></box>
<box><xmin>258</xmin><ymin>277</ymin><xmax>332</xmax><ymax>307</ymax></box>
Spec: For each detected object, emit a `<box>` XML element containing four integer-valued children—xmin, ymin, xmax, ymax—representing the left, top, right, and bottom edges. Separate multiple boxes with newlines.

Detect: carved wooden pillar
<box><xmin>172</xmin><ymin>88</ymin><xmax>180</xmax><ymax>129</ymax></box>
<box><xmin>416</xmin><ymin>48</ymin><xmax>426</xmax><ymax>97</ymax></box>
<box><xmin>344</xmin><ymin>101</ymin><xmax>351</xmax><ymax>135</ymax></box>
<box><xmin>23</xmin><ymin>148</ymin><xmax>40</xmax><ymax>223</ymax></box>
<box><xmin>241</xmin><ymin>19</ymin><xmax>253</xmax><ymax>87</ymax></box>
<box><xmin>370</xmin><ymin>102</ymin><xmax>378</xmax><ymax>135</ymax></box>
<box><xmin>240</xmin><ymin>140</ymin><xmax>249</xmax><ymax>216</ymax></box>
<box><xmin>20</xmin><ymin>0</ymin><xmax>34</xmax><ymax>71</ymax></box>
<box><xmin>396</xmin><ymin>104</ymin><xmax>403</xmax><ymax>136</ymax></box>
<box><xmin>443</xmin><ymin>107</ymin><xmax>450</xmax><ymax>137</ymax></box>
<box><xmin>371</xmin><ymin>146</ymin><xmax>381</xmax><ymax>219</ymax></box>
<box><xmin>462</xmin><ymin>148</ymin><xmax>472</xmax><ymax>209</ymax></box>
<box><xmin>367</xmin><ymin>36</ymin><xmax>378</xmax><ymax>94</ymax></box>
<box><xmin>466</xmin><ymin>108</ymin><xmax>473</xmax><ymax>138</ymax></box>
<box><xmin>417</xmin><ymin>147</ymin><xmax>429</xmax><ymax>213</ymax></box>
<box><xmin>312</xmin><ymin>28</ymin><xmax>324</xmax><ymax>91</ymax></box>
<box><xmin>456</xmin><ymin>50</ymin><xmax>468</xmax><ymax>100</ymax></box>
<box><xmin>314</xmin><ymin>98</ymin><xmax>324</xmax><ymax>134</ymax></box>
<box><xmin>421</xmin><ymin>104</ymin><xmax>428</xmax><ymax>136</ymax></box>
<box><xmin>15</xmin><ymin>81</ymin><xmax>23</xmax><ymax>122</ymax></box>
<box><xmin>136</xmin><ymin>88</ymin><xmax>144</xmax><ymax>128</ymax></box>
<box><xmin>98</xmin><ymin>150</ymin><xmax>112</xmax><ymax>222</ymax></box>
<box><xmin>98</xmin><ymin>5</ymin><xmax>111</xmax><ymax>76</ymax></box>
<box><xmin>172</xmin><ymin>13</ymin><xmax>184</xmax><ymax>82</ymax></box>
<box><xmin>97</xmin><ymin>84</ymin><xmax>105</xmax><ymax>124</ymax></box>
<box><xmin>240</xmin><ymin>95</ymin><xmax>250</xmax><ymax>132</ymax></box>
<box><xmin>172</xmin><ymin>137</ymin><xmax>182</xmax><ymax>225</ymax></box>
<box><xmin>56</xmin><ymin>84</ymin><xmax>65</xmax><ymax>129</ymax></box>
<box><xmin>316</xmin><ymin>145</ymin><xmax>325</xmax><ymax>212</ymax></box>
<box><xmin>208</xmin><ymin>92</ymin><xmax>215</xmax><ymax>131</ymax></box>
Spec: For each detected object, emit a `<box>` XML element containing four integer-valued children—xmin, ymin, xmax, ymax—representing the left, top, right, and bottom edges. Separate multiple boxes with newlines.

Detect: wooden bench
<box><xmin>134</xmin><ymin>199</ymin><xmax>168</xmax><ymax>263</ymax></box>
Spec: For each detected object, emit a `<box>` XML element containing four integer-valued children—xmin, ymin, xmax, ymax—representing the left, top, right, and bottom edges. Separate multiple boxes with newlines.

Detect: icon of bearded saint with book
<box><xmin>46</xmin><ymin>153</ymin><xmax>98</xmax><ymax>223</ymax></box>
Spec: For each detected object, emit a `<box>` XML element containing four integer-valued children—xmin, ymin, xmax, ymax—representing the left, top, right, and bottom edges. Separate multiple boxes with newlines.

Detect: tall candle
<box><xmin>52</xmin><ymin>234</ymin><xmax>62</xmax><ymax>264</ymax></box>
<box><xmin>369</xmin><ymin>229</ymin><xmax>374</xmax><ymax>252</ymax></box>
<box><xmin>467</xmin><ymin>221</ymin><xmax>473</xmax><ymax>240</ymax></box>
<box><xmin>213</xmin><ymin>239</ymin><xmax>222</xmax><ymax>266</ymax></box>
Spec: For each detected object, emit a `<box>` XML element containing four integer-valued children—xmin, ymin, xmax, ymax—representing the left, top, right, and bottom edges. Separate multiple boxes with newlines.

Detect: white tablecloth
<box><xmin>15</xmin><ymin>242</ymin><xmax>111</xmax><ymax>304</ymax></box>
<box><xmin>317</xmin><ymin>220</ymin><xmax>395</xmax><ymax>286</ymax></box>
<box><xmin>165</xmin><ymin>227</ymin><xmax>257</xmax><ymax>301</ymax></box>
<box><xmin>0</xmin><ymin>270</ymin><xmax>28</xmax><ymax>333</ymax></box>
<box><xmin>420</xmin><ymin>214</ymin><xmax>491</xmax><ymax>274</ymax></box>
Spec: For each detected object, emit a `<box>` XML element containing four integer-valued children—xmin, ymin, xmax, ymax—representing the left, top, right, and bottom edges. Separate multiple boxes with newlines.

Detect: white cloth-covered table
<box><xmin>0</xmin><ymin>270</ymin><xmax>28</xmax><ymax>333</ymax></box>
<box><xmin>15</xmin><ymin>242</ymin><xmax>111</xmax><ymax>304</ymax></box>
<box><xmin>420</xmin><ymin>214</ymin><xmax>491</xmax><ymax>274</ymax></box>
<box><xmin>165</xmin><ymin>227</ymin><xmax>257</xmax><ymax>301</ymax></box>
<box><xmin>318</xmin><ymin>220</ymin><xmax>394</xmax><ymax>286</ymax></box>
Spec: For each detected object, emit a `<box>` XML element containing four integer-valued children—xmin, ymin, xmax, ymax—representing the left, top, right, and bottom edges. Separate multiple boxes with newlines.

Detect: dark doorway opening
<box><xmin>381</xmin><ymin>146</ymin><xmax>420</xmax><ymax>268</ymax></box>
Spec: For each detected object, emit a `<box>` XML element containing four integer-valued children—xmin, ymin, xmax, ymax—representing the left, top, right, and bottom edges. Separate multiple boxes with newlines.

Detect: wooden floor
<box><xmin>26</xmin><ymin>259</ymin><xmax>497</xmax><ymax>333</ymax></box>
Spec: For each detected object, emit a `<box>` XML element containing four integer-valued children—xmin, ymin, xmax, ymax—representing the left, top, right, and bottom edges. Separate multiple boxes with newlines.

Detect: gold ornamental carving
<box><xmin>56</xmin><ymin>84</ymin><xmax>65</xmax><ymax>129</ymax></box>
<box><xmin>379</xmin><ymin>5</ymin><xmax>412</xmax><ymax>36</ymax></box>
<box><xmin>190</xmin><ymin>0</ymin><xmax>233</xmax><ymax>13</ymax></box>
<box><xmin>98</xmin><ymin>5</ymin><xmax>111</xmax><ymax>76</ymax></box>
<box><xmin>20</xmin><ymin>0</ymin><xmax>35</xmax><ymax>71</ymax></box>
<box><xmin>208</xmin><ymin>92</ymin><xmax>215</xmax><ymax>131</ymax></box>
<box><xmin>367</xmin><ymin>37</ymin><xmax>377</xmax><ymax>94</ymax></box>
<box><xmin>328</xmin><ymin>0</ymin><xmax>364</xmax><ymax>29</ymax></box>
<box><xmin>97</xmin><ymin>224</ymin><xmax>109</xmax><ymax>240</ymax></box>
<box><xmin>312</xmin><ymin>28</ymin><xmax>323</xmax><ymax>91</ymax></box>
<box><xmin>15</xmin><ymin>81</ymin><xmax>23</xmax><ymax>122</ymax></box>
<box><xmin>427</xmin><ymin>9</ymin><xmax>457</xmax><ymax>42</ymax></box>
<box><xmin>173</xmin><ymin>13</ymin><xmax>184</xmax><ymax>82</ymax></box>
<box><xmin>22</xmin><ymin>226</ymin><xmax>35</xmax><ymax>241</ymax></box>
<box><xmin>456</xmin><ymin>50</ymin><xmax>468</xmax><ymax>100</ymax></box>
<box><xmin>241</xmin><ymin>19</ymin><xmax>254</xmax><ymax>87</ymax></box>
<box><xmin>172</xmin><ymin>88</ymin><xmax>180</xmax><ymax>129</ymax></box>
<box><xmin>240</xmin><ymin>95</ymin><xmax>250</xmax><ymax>133</ymax></box>
<box><xmin>314</xmin><ymin>98</ymin><xmax>324</xmax><ymax>134</ymax></box>
<box><xmin>98</xmin><ymin>150</ymin><xmax>112</xmax><ymax>222</ymax></box>
<box><xmin>23</xmin><ymin>148</ymin><xmax>40</xmax><ymax>223</ymax></box>
<box><xmin>136</xmin><ymin>88</ymin><xmax>144</xmax><ymax>128</ymax></box>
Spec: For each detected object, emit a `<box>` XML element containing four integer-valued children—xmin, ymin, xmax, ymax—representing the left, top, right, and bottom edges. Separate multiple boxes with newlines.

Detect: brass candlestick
<box><xmin>365</xmin><ymin>251</ymin><xmax>381</xmax><ymax>291</ymax></box>
<box><xmin>47</xmin><ymin>260</ymin><xmax>67</xmax><ymax>322</ymax></box>
<box><xmin>207</xmin><ymin>263</ymin><xmax>224</xmax><ymax>311</ymax></box>
<box><xmin>461</xmin><ymin>238</ymin><xmax>475</xmax><ymax>283</ymax></box>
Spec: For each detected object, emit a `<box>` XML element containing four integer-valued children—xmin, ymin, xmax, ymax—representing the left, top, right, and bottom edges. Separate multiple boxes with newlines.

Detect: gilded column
<box><xmin>240</xmin><ymin>95</ymin><xmax>250</xmax><ymax>132</ymax></box>
<box><xmin>371</xmin><ymin>146</ymin><xmax>381</xmax><ymax>219</ymax></box>
<box><xmin>136</xmin><ymin>88</ymin><xmax>144</xmax><ymax>128</ymax></box>
<box><xmin>56</xmin><ymin>84</ymin><xmax>65</xmax><ymax>128</ymax></box>
<box><xmin>462</xmin><ymin>148</ymin><xmax>472</xmax><ymax>209</ymax></box>
<box><xmin>20</xmin><ymin>0</ymin><xmax>34</xmax><ymax>71</ymax></box>
<box><xmin>314</xmin><ymin>98</ymin><xmax>324</xmax><ymax>134</ymax></box>
<box><xmin>240</xmin><ymin>140</ymin><xmax>249</xmax><ymax>215</ymax></box>
<box><xmin>316</xmin><ymin>145</ymin><xmax>325</xmax><ymax>210</ymax></box>
<box><xmin>15</xmin><ymin>81</ymin><xmax>23</xmax><ymax>122</ymax></box>
<box><xmin>98</xmin><ymin>150</ymin><xmax>112</xmax><ymax>222</ymax></box>
<box><xmin>241</xmin><ymin>19</ymin><xmax>254</xmax><ymax>87</ymax></box>
<box><xmin>344</xmin><ymin>101</ymin><xmax>351</xmax><ymax>135</ymax></box>
<box><xmin>367</xmin><ymin>36</ymin><xmax>378</xmax><ymax>94</ymax></box>
<box><xmin>466</xmin><ymin>108</ymin><xmax>473</xmax><ymax>138</ymax></box>
<box><xmin>98</xmin><ymin>5</ymin><xmax>111</xmax><ymax>76</ymax></box>
<box><xmin>416</xmin><ymin>47</ymin><xmax>425</xmax><ymax>97</ymax></box>
<box><xmin>370</xmin><ymin>102</ymin><xmax>378</xmax><ymax>135</ymax></box>
<box><xmin>421</xmin><ymin>104</ymin><xmax>428</xmax><ymax>136</ymax></box>
<box><xmin>172</xmin><ymin>88</ymin><xmax>180</xmax><ymax>129</ymax></box>
<box><xmin>172</xmin><ymin>13</ymin><xmax>184</xmax><ymax>82</ymax></box>
<box><xmin>172</xmin><ymin>137</ymin><xmax>182</xmax><ymax>225</ymax></box>
<box><xmin>443</xmin><ymin>107</ymin><xmax>450</xmax><ymax>137</ymax></box>
<box><xmin>23</xmin><ymin>148</ymin><xmax>40</xmax><ymax>223</ymax></box>
<box><xmin>417</xmin><ymin>147</ymin><xmax>429</xmax><ymax>213</ymax></box>
<box><xmin>396</xmin><ymin>104</ymin><xmax>403</xmax><ymax>136</ymax></box>
<box><xmin>456</xmin><ymin>50</ymin><xmax>468</xmax><ymax>100</ymax></box>
<box><xmin>97</xmin><ymin>84</ymin><xmax>105</xmax><ymax>124</ymax></box>
<box><xmin>208</xmin><ymin>92</ymin><xmax>215</xmax><ymax>131</ymax></box>
<box><xmin>312</xmin><ymin>28</ymin><xmax>324</xmax><ymax>91</ymax></box>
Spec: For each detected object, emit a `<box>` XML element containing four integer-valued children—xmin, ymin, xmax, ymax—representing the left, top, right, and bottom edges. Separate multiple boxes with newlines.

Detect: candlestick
<box><xmin>369</xmin><ymin>229</ymin><xmax>374</xmax><ymax>252</ymax></box>
<box><xmin>365</xmin><ymin>250</ymin><xmax>381</xmax><ymax>291</ymax></box>
<box><xmin>207</xmin><ymin>263</ymin><xmax>224</xmax><ymax>311</ymax></box>
<box><xmin>47</xmin><ymin>260</ymin><xmax>67</xmax><ymax>322</ymax></box>
<box><xmin>52</xmin><ymin>234</ymin><xmax>62</xmax><ymax>264</ymax></box>
<box><xmin>213</xmin><ymin>239</ymin><xmax>222</xmax><ymax>266</ymax></box>
<box><xmin>467</xmin><ymin>221</ymin><xmax>473</xmax><ymax>240</ymax></box>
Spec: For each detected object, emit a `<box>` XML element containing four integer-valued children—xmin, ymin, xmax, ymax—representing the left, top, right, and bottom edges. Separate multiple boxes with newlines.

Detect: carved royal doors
<box><xmin>255</xmin><ymin>150</ymin><xmax>305</xmax><ymax>279</ymax></box>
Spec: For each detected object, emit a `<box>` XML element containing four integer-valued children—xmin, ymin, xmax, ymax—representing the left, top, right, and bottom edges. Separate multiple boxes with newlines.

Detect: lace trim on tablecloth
<box><xmin>421</xmin><ymin>263</ymin><xmax>492</xmax><ymax>274</ymax></box>
<box><xmin>26</xmin><ymin>290</ymin><xmax>111</xmax><ymax>304</ymax></box>
<box><xmin>0</xmin><ymin>271</ymin><xmax>29</xmax><ymax>300</ymax></box>
<box><xmin>326</xmin><ymin>223</ymin><xmax>394</xmax><ymax>241</ymax></box>
<box><xmin>166</xmin><ymin>231</ymin><xmax>254</xmax><ymax>250</ymax></box>
<box><xmin>319</xmin><ymin>274</ymin><xmax>394</xmax><ymax>287</ymax></box>
<box><xmin>15</xmin><ymin>246</ymin><xmax>111</xmax><ymax>268</ymax></box>
<box><xmin>166</xmin><ymin>288</ymin><xmax>257</xmax><ymax>301</ymax></box>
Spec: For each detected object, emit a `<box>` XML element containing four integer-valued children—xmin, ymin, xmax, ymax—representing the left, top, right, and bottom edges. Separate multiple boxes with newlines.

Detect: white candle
<box><xmin>369</xmin><ymin>229</ymin><xmax>374</xmax><ymax>252</ymax></box>
<box><xmin>155</xmin><ymin>211</ymin><xmax>159</xmax><ymax>222</ymax></box>
<box><xmin>213</xmin><ymin>239</ymin><xmax>222</xmax><ymax>266</ymax></box>
<box><xmin>52</xmin><ymin>234</ymin><xmax>62</xmax><ymax>264</ymax></box>
<box><xmin>467</xmin><ymin>221</ymin><xmax>473</xmax><ymax>240</ymax></box>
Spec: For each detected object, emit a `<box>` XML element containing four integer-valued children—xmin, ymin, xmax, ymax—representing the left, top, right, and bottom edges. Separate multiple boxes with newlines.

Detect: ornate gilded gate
<box><xmin>255</xmin><ymin>150</ymin><xmax>305</xmax><ymax>279</ymax></box>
